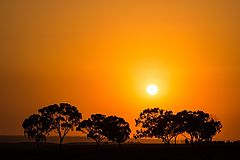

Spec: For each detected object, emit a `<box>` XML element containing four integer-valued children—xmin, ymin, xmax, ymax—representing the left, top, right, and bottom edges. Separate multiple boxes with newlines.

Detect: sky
<box><xmin>0</xmin><ymin>0</ymin><xmax>239</xmax><ymax>141</ymax></box>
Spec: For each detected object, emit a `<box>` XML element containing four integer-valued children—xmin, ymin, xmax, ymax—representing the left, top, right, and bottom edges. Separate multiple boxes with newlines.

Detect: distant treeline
<box><xmin>22</xmin><ymin>103</ymin><xmax>222</xmax><ymax>149</ymax></box>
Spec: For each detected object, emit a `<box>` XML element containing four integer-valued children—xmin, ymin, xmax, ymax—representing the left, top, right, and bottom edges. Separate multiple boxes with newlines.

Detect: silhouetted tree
<box><xmin>103</xmin><ymin>115</ymin><xmax>131</xmax><ymax>147</ymax></box>
<box><xmin>38</xmin><ymin>103</ymin><xmax>82</xmax><ymax>150</ymax></box>
<box><xmin>198</xmin><ymin>116</ymin><xmax>222</xmax><ymax>142</ymax></box>
<box><xmin>176</xmin><ymin>110</ymin><xmax>196</xmax><ymax>143</ymax></box>
<box><xmin>22</xmin><ymin>114</ymin><xmax>51</xmax><ymax>149</ymax></box>
<box><xmin>77</xmin><ymin>114</ymin><xmax>106</xmax><ymax>149</ymax></box>
<box><xmin>176</xmin><ymin>110</ymin><xmax>222</xmax><ymax>143</ymax></box>
<box><xmin>135</xmin><ymin>108</ymin><xmax>179</xmax><ymax>146</ymax></box>
<box><xmin>172</xmin><ymin>114</ymin><xmax>185</xmax><ymax>147</ymax></box>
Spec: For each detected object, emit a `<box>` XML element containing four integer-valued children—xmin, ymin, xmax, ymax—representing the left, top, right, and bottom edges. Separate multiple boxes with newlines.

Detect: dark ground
<box><xmin>0</xmin><ymin>142</ymin><xmax>239</xmax><ymax>160</ymax></box>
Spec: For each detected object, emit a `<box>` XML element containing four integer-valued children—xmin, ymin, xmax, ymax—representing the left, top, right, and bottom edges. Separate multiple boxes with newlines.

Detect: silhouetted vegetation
<box><xmin>22</xmin><ymin>114</ymin><xmax>51</xmax><ymax>149</ymax></box>
<box><xmin>22</xmin><ymin>103</ymin><xmax>224</xmax><ymax>154</ymax></box>
<box><xmin>77</xmin><ymin>114</ymin><xmax>107</xmax><ymax>149</ymax></box>
<box><xmin>135</xmin><ymin>108</ymin><xmax>222</xmax><ymax>146</ymax></box>
<box><xmin>134</xmin><ymin>108</ymin><xmax>179</xmax><ymax>147</ymax></box>
<box><xmin>77</xmin><ymin>114</ymin><xmax>131</xmax><ymax>149</ymax></box>
<box><xmin>176</xmin><ymin>110</ymin><xmax>222</xmax><ymax>143</ymax></box>
<box><xmin>38</xmin><ymin>103</ymin><xmax>82</xmax><ymax>150</ymax></box>
<box><xmin>102</xmin><ymin>115</ymin><xmax>131</xmax><ymax>147</ymax></box>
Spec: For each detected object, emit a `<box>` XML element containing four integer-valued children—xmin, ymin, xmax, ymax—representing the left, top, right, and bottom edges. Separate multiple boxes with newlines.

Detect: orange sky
<box><xmin>0</xmin><ymin>0</ymin><xmax>239</xmax><ymax>140</ymax></box>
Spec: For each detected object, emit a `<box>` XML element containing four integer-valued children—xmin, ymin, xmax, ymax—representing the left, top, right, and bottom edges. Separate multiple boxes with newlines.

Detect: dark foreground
<box><xmin>0</xmin><ymin>142</ymin><xmax>239</xmax><ymax>160</ymax></box>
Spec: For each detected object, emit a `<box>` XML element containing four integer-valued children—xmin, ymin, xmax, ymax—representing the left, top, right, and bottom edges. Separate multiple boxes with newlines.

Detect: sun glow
<box><xmin>146</xmin><ymin>84</ymin><xmax>158</xmax><ymax>95</ymax></box>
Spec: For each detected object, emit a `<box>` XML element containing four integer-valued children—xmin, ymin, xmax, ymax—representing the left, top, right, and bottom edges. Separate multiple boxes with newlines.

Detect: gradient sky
<box><xmin>0</xmin><ymin>0</ymin><xmax>239</xmax><ymax>140</ymax></box>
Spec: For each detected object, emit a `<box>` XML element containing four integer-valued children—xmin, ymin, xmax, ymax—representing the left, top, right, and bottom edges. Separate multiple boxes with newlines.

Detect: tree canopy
<box><xmin>38</xmin><ymin>103</ymin><xmax>82</xmax><ymax>149</ymax></box>
<box><xmin>176</xmin><ymin>110</ymin><xmax>222</xmax><ymax>143</ymax></box>
<box><xmin>103</xmin><ymin>115</ymin><xmax>131</xmax><ymax>146</ymax></box>
<box><xmin>22</xmin><ymin>114</ymin><xmax>51</xmax><ymax>148</ymax></box>
<box><xmin>77</xmin><ymin>114</ymin><xmax>106</xmax><ymax>149</ymax></box>
<box><xmin>23</xmin><ymin>104</ymin><xmax>222</xmax><ymax>150</ymax></box>
<box><xmin>135</xmin><ymin>108</ymin><xmax>178</xmax><ymax>145</ymax></box>
<box><xmin>135</xmin><ymin>108</ymin><xmax>222</xmax><ymax>144</ymax></box>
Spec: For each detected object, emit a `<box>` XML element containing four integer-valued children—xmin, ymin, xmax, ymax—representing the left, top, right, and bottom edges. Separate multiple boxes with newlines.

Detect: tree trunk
<box><xmin>190</xmin><ymin>135</ymin><xmax>194</xmax><ymax>148</ymax></box>
<box><xmin>190</xmin><ymin>135</ymin><xmax>194</xmax><ymax>144</ymax></box>
<box><xmin>210</xmin><ymin>137</ymin><xmax>213</xmax><ymax>143</ymax></box>
<box><xmin>174</xmin><ymin>136</ymin><xmax>177</xmax><ymax>149</ymax></box>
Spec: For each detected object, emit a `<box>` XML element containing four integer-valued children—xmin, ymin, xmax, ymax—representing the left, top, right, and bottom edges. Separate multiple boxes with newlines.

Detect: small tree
<box><xmin>77</xmin><ymin>114</ymin><xmax>106</xmax><ymax>149</ymax></box>
<box><xmin>38</xmin><ymin>103</ymin><xmax>82</xmax><ymax>150</ymax></box>
<box><xmin>135</xmin><ymin>108</ymin><xmax>179</xmax><ymax>147</ymax></box>
<box><xmin>176</xmin><ymin>110</ymin><xmax>196</xmax><ymax>143</ymax></box>
<box><xmin>198</xmin><ymin>116</ymin><xmax>222</xmax><ymax>142</ymax></box>
<box><xmin>103</xmin><ymin>116</ymin><xmax>131</xmax><ymax>147</ymax></box>
<box><xmin>171</xmin><ymin>114</ymin><xmax>185</xmax><ymax>147</ymax></box>
<box><xmin>22</xmin><ymin>114</ymin><xmax>51</xmax><ymax>149</ymax></box>
<box><xmin>176</xmin><ymin>110</ymin><xmax>222</xmax><ymax>143</ymax></box>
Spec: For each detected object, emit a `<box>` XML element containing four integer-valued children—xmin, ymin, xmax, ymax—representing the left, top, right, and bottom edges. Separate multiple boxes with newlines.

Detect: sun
<box><xmin>146</xmin><ymin>84</ymin><xmax>158</xmax><ymax>95</ymax></box>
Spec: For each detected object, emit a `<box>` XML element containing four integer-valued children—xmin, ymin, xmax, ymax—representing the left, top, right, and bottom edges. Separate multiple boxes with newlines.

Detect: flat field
<box><xmin>0</xmin><ymin>142</ymin><xmax>239</xmax><ymax>160</ymax></box>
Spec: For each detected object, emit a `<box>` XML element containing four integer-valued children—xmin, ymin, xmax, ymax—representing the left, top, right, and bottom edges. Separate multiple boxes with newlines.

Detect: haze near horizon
<box><xmin>0</xmin><ymin>0</ymin><xmax>239</xmax><ymax>141</ymax></box>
